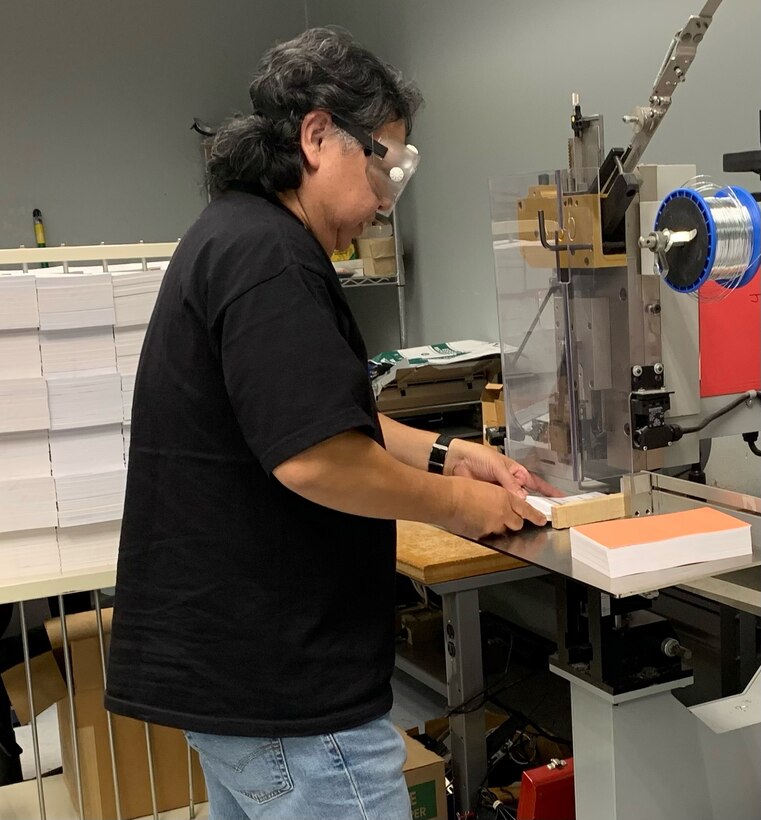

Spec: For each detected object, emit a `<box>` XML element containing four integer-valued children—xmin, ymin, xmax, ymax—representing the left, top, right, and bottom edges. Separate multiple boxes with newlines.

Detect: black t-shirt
<box><xmin>104</xmin><ymin>189</ymin><xmax>396</xmax><ymax>737</ymax></box>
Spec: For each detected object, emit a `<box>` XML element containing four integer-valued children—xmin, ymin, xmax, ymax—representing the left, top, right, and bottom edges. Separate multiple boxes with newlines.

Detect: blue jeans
<box><xmin>185</xmin><ymin>713</ymin><xmax>412</xmax><ymax>820</ymax></box>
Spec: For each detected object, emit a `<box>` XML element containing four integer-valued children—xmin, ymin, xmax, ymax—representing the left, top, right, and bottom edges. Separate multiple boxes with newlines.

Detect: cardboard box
<box><xmin>363</xmin><ymin>256</ymin><xmax>398</xmax><ymax>278</ymax></box>
<box><xmin>356</xmin><ymin>236</ymin><xmax>396</xmax><ymax>259</ymax></box>
<box><xmin>2</xmin><ymin>610</ymin><xmax>205</xmax><ymax>819</ymax></box>
<box><xmin>401</xmin><ymin>730</ymin><xmax>447</xmax><ymax>820</ymax></box>
<box><xmin>481</xmin><ymin>382</ymin><xmax>505</xmax><ymax>446</ymax></box>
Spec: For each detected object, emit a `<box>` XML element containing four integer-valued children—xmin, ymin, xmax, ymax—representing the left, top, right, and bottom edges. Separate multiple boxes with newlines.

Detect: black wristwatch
<box><xmin>428</xmin><ymin>434</ymin><xmax>454</xmax><ymax>474</ymax></box>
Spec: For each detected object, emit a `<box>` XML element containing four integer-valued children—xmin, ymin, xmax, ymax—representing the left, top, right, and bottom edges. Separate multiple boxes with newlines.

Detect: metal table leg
<box><xmin>19</xmin><ymin>602</ymin><xmax>46</xmax><ymax>820</ymax></box>
<box><xmin>441</xmin><ymin>589</ymin><xmax>487</xmax><ymax>815</ymax></box>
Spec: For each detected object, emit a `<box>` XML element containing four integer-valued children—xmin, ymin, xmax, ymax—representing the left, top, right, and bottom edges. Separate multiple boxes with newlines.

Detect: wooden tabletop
<box><xmin>396</xmin><ymin>520</ymin><xmax>526</xmax><ymax>585</ymax></box>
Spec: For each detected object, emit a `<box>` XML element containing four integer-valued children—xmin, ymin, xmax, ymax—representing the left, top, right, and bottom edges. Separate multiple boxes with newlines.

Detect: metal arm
<box><xmin>620</xmin><ymin>0</ymin><xmax>723</xmax><ymax>174</ymax></box>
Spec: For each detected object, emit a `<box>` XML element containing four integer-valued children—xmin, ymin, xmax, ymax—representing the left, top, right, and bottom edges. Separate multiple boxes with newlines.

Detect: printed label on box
<box><xmin>409</xmin><ymin>779</ymin><xmax>437</xmax><ymax>819</ymax></box>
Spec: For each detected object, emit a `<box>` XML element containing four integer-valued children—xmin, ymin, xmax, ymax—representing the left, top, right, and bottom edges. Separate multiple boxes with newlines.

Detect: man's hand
<box><xmin>446</xmin><ymin>439</ymin><xmax>565</xmax><ymax>499</ymax></box>
<box><xmin>444</xmin><ymin>476</ymin><xmax>547</xmax><ymax>539</ymax></box>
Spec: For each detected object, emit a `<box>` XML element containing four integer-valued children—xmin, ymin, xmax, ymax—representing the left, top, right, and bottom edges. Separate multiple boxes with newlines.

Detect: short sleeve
<box><xmin>220</xmin><ymin>264</ymin><xmax>377</xmax><ymax>473</ymax></box>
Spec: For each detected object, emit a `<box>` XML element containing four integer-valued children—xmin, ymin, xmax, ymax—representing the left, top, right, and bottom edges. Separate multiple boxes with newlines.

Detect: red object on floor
<box><xmin>517</xmin><ymin>757</ymin><xmax>575</xmax><ymax>820</ymax></box>
<box><xmin>699</xmin><ymin>270</ymin><xmax>761</xmax><ymax>397</ymax></box>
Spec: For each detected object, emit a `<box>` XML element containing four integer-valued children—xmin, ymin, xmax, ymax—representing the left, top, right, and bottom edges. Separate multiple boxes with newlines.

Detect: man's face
<box><xmin>320</xmin><ymin>119</ymin><xmax>407</xmax><ymax>251</ymax></box>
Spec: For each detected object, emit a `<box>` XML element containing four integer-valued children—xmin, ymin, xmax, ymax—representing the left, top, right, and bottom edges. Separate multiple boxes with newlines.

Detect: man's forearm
<box><xmin>377</xmin><ymin>413</ymin><xmax>437</xmax><ymax>471</ymax></box>
<box><xmin>273</xmin><ymin>429</ymin><xmax>454</xmax><ymax>525</ymax></box>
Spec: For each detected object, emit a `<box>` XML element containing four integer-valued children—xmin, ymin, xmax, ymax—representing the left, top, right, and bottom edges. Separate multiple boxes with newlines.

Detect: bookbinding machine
<box><xmin>465</xmin><ymin>2</ymin><xmax>761</xmax><ymax>818</ymax></box>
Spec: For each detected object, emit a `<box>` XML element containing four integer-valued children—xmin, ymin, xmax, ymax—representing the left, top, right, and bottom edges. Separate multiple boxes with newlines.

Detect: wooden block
<box><xmin>550</xmin><ymin>493</ymin><xmax>625</xmax><ymax>529</ymax></box>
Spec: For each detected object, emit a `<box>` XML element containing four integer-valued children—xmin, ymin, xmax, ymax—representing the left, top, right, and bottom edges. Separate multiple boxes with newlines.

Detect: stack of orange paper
<box><xmin>570</xmin><ymin>507</ymin><xmax>752</xmax><ymax>577</ymax></box>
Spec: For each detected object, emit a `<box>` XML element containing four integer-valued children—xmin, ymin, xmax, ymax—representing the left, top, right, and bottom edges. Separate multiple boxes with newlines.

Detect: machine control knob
<box><xmin>662</xmin><ymin>637</ymin><xmax>692</xmax><ymax>661</ymax></box>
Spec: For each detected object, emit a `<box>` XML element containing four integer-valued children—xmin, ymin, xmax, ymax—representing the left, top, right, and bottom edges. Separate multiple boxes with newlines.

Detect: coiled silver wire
<box><xmin>703</xmin><ymin>194</ymin><xmax>753</xmax><ymax>285</ymax></box>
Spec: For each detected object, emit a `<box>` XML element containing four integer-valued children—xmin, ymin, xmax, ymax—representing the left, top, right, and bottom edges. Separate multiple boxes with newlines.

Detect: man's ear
<box><xmin>300</xmin><ymin>110</ymin><xmax>332</xmax><ymax>171</ymax></box>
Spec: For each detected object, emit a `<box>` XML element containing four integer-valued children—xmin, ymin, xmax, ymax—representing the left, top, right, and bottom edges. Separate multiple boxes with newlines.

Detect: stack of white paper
<box><xmin>49</xmin><ymin>425</ymin><xmax>125</xmax><ymax>476</ymax></box>
<box><xmin>57</xmin><ymin>521</ymin><xmax>120</xmax><ymax>571</ymax></box>
<box><xmin>46</xmin><ymin>372</ymin><xmax>123</xmax><ymax>429</ymax></box>
<box><xmin>526</xmin><ymin>492</ymin><xmax>606</xmax><ymax>518</ymax></box>
<box><xmin>0</xmin><ymin>431</ymin><xmax>51</xmax><ymax>478</ymax></box>
<box><xmin>0</xmin><ymin>330</ymin><xmax>42</xmax><ymax>379</ymax></box>
<box><xmin>121</xmin><ymin>373</ymin><xmax>135</xmax><ymax>422</ymax></box>
<box><xmin>0</xmin><ymin>476</ymin><xmax>58</xmax><ymax>533</ymax></box>
<box><xmin>39</xmin><ymin>327</ymin><xmax>117</xmax><ymax>375</ymax></box>
<box><xmin>36</xmin><ymin>273</ymin><xmax>115</xmax><ymax>330</ymax></box>
<box><xmin>0</xmin><ymin>528</ymin><xmax>61</xmax><ymax>579</ymax></box>
<box><xmin>0</xmin><ymin>378</ymin><xmax>49</xmax><ymax>433</ymax></box>
<box><xmin>112</xmin><ymin>269</ymin><xmax>164</xmax><ymax>326</ymax></box>
<box><xmin>114</xmin><ymin>325</ymin><xmax>146</xmax><ymax>375</ymax></box>
<box><xmin>0</xmin><ymin>276</ymin><xmax>39</xmax><ymax>329</ymax></box>
<box><xmin>55</xmin><ymin>469</ymin><xmax>126</xmax><ymax>527</ymax></box>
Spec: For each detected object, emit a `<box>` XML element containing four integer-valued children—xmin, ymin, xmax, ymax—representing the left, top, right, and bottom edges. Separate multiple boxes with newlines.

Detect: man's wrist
<box><xmin>441</xmin><ymin>437</ymin><xmax>472</xmax><ymax>476</ymax></box>
<box><xmin>427</xmin><ymin>434</ymin><xmax>454</xmax><ymax>474</ymax></box>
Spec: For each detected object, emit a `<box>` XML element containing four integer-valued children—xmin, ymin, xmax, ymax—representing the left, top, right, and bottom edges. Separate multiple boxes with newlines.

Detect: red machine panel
<box><xmin>699</xmin><ymin>270</ymin><xmax>761</xmax><ymax>397</ymax></box>
<box><xmin>517</xmin><ymin>757</ymin><xmax>575</xmax><ymax>820</ymax></box>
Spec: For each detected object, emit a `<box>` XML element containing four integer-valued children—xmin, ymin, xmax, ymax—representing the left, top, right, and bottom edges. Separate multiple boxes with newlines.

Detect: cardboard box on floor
<box><xmin>2</xmin><ymin>609</ymin><xmax>205</xmax><ymax>820</ymax></box>
<box><xmin>400</xmin><ymin>729</ymin><xmax>447</xmax><ymax>820</ymax></box>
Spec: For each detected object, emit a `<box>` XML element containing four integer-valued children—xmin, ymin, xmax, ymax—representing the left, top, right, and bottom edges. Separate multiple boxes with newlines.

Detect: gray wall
<box><xmin>0</xmin><ymin>0</ymin><xmax>307</xmax><ymax>247</ymax></box>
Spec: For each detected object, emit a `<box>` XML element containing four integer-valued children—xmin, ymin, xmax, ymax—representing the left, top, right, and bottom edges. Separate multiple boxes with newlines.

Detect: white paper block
<box><xmin>46</xmin><ymin>372</ymin><xmax>123</xmax><ymax>430</ymax></box>
<box><xmin>36</xmin><ymin>273</ymin><xmax>115</xmax><ymax>330</ymax></box>
<box><xmin>114</xmin><ymin>325</ymin><xmax>146</xmax><ymax>375</ymax></box>
<box><xmin>55</xmin><ymin>469</ymin><xmax>126</xmax><ymax>527</ymax></box>
<box><xmin>49</xmin><ymin>425</ymin><xmax>125</xmax><ymax>476</ymax></box>
<box><xmin>57</xmin><ymin>521</ymin><xmax>120</xmax><ymax>571</ymax></box>
<box><xmin>0</xmin><ymin>330</ymin><xmax>42</xmax><ymax>379</ymax></box>
<box><xmin>113</xmin><ymin>269</ymin><xmax>164</xmax><ymax>327</ymax></box>
<box><xmin>121</xmin><ymin>373</ymin><xmax>135</xmax><ymax>422</ymax></box>
<box><xmin>0</xmin><ymin>476</ymin><xmax>58</xmax><ymax>533</ymax></box>
<box><xmin>0</xmin><ymin>276</ymin><xmax>40</xmax><ymax>330</ymax></box>
<box><xmin>0</xmin><ymin>431</ymin><xmax>51</xmax><ymax>479</ymax></box>
<box><xmin>39</xmin><ymin>327</ymin><xmax>116</xmax><ymax>375</ymax></box>
<box><xmin>0</xmin><ymin>528</ymin><xmax>61</xmax><ymax>578</ymax></box>
<box><xmin>0</xmin><ymin>378</ymin><xmax>50</xmax><ymax>433</ymax></box>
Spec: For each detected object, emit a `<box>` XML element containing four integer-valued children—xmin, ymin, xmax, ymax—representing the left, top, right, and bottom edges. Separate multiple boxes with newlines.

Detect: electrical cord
<box><xmin>742</xmin><ymin>431</ymin><xmax>761</xmax><ymax>457</ymax></box>
<box><xmin>446</xmin><ymin>634</ymin><xmax>514</xmax><ymax>717</ymax></box>
<box><xmin>677</xmin><ymin>390</ymin><xmax>759</xmax><ymax>436</ymax></box>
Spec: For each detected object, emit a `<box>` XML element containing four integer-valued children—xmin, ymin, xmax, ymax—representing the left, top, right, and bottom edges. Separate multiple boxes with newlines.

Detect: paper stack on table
<box><xmin>0</xmin><ymin>330</ymin><xmax>43</xmax><ymax>379</ymax></box>
<box><xmin>0</xmin><ymin>275</ymin><xmax>39</xmax><ymax>329</ymax></box>
<box><xmin>46</xmin><ymin>372</ymin><xmax>123</xmax><ymax>430</ymax></box>
<box><xmin>114</xmin><ymin>325</ymin><xmax>146</xmax><ymax>376</ymax></box>
<box><xmin>35</xmin><ymin>273</ymin><xmax>115</xmax><ymax>330</ymax></box>
<box><xmin>0</xmin><ymin>378</ymin><xmax>50</xmax><ymax>433</ymax></box>
<box><xmin>57</xmin><ymin>521</ymin><xmax>121</xmax><ymax>572</ymax></box>
<box><xmin>39</xmin><ymin>326</ymin><xmax>117</xmax><ymax>375</ymax></box>
<box><xmin>570</xmin><ymin>506</ymin><xmax>753</xmax><ymax>577</ymax></box>
<box><xmin>526</xmin><ymin>492</ymin><xmax>606</xmax><ymax>519</ymax></box>
<box><xmin>0</xmin><ymin>476</ymin><xmax>58</xmax><ymax>533</ymax></box>
<box><xmin>0</xmin><ymin>266</ymin><xmax>170</xmax><ymax>578</ymax></box>
<box><xmin>112</xmin><ymin>269</ymin><xmax>164</xmax><ymax>327</ymax></box>
<box><xmin>0</xmin><ymin>431</ymin><xmax>51</xmax><ymax>479</ymax></box>
<box><xmin>55</xmin><ymin>470</ymin><xmax>127</xmax><ymax>528</ymax></box>
<box><xmin>0</xmin><ymin>528</ymin><xmax>61</xmax><ymax>578</ymax></box>
<box><xmin>49</xmin><ymin>425</ymin><xmax>125</xmax><ymax>476</ymax></box>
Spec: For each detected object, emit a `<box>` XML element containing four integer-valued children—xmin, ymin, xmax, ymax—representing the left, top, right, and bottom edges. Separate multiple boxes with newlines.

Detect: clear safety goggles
<box><xmin>331</xmin><ymin>113</ymin><xmax>420</xmax><ymax>217</ymax></box>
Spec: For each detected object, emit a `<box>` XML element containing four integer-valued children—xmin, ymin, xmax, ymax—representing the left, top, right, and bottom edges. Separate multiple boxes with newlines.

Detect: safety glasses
<box><xmin>331</xmin><ymin>113</ymin><xmax>420</xmax><ymax>217</ymax></box>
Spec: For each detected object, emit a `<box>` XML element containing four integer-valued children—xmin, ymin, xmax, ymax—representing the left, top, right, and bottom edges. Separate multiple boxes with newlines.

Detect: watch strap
<box><xmin>428</xmin><ymin>434</ymin><xmax>454</xmax><ymax>474</ymax></box>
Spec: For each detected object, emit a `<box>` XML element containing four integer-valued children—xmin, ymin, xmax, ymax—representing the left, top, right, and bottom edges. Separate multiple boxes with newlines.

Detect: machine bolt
<box><xmin>646</xmin><ymin>303</ymin><xmax>662</xmax><ymax>315</ymax></box>
<box><xmin>654</xmin><ymin>362</ymin><xmax>664</xmax><ymax>375</ymax></box>
<box><xmin>632</xmin><ymin>365</ymin><xmax>643</xmax><ymax>377</ymax></box>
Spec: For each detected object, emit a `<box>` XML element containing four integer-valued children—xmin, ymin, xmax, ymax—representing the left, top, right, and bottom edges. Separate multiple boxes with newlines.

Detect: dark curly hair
<box><xmin>207</xmin><ymin>27</ymin><xmax>423</xmax><ymax>197</ymax></box>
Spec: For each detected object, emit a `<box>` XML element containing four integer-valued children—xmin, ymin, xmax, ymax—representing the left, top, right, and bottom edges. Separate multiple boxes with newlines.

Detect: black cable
<box><xmin>446</xmin><ymin>634</ymin><xmax>514</xmax><ymax>717</ymax></box>
<box><xmin>678</xmin><ymin>390</ymin><xmax>758</xmax><ymax>435</ymax></box>
<box><xmin>743</xmin><ymin>431</ymin><xmax>761</xmax><ymax>457</ymax></box>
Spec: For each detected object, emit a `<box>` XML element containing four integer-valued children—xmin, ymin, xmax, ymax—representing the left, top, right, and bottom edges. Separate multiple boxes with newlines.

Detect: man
<box><xmin>106</xmin><ymin>27</ymin><xmax>556</xmax><ymax>820</ymax></box>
